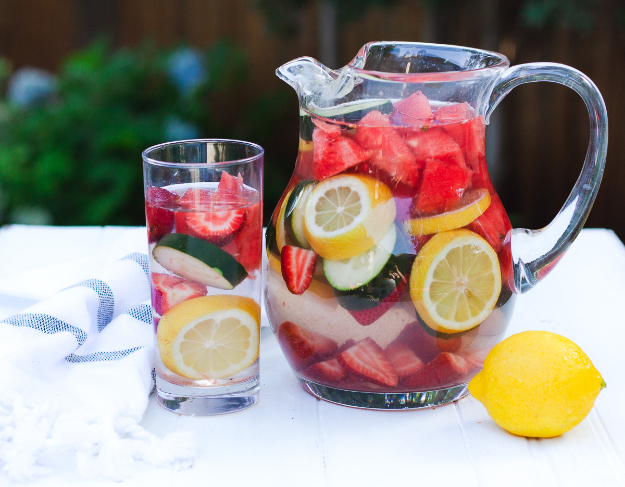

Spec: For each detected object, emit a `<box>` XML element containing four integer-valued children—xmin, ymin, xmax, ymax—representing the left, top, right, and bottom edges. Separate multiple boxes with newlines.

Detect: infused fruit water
<box><xmin>146</xmin><ymin>172</ymin><xmax>262</xmax><ymax>388</ymax></box>
<box><xmin>266</xmin><ymin>92</ymin><xmax>515</xmax><ymax>394</ymax></box>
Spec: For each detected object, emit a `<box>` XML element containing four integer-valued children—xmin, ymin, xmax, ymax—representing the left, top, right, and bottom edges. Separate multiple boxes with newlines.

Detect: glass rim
<box><xmin>349</xmin><ymin>41</ymin><xmax>510</xmax><ymax>81</ymax></box>
<box><xmin>142</xmin><ymin>138</ymin><xmax>264</xmax><ymax>169</ymax></box>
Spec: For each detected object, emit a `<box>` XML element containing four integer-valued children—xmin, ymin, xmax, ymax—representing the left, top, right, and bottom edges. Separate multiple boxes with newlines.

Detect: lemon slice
<box><xmin>275</xmin><ymin>188</ymin><xmax>293</xmax><ymax>252</ymax></box>
<box><xmin>410</xmin><ymin>229</ymin><xmax>501</xmax><ymax>334</ymax></box>
<box><xmin>404</xmin><ymin>188</ymin><xmax>491</xmax><ymax>236</ymax></box>
<box><xmin>157</xmin><ymin>295</ymin><xmax>260</xmax><ymax>380</ymax></box>
<box><xmin>303</xmin><ymin>174</ymin><xmax>396</xmax><ymax>260</ymax></box>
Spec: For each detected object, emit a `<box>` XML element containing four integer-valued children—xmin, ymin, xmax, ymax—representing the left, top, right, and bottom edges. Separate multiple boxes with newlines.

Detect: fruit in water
<box><xmin>151</xmin><ymin>273</ymin><xmax>207</xmax><ymax>316</ymax></box>
<box><xmin>385</xmin><ymin>342</ymin><xmax>425</xmax><ymax>378</ymax></box>
<box><xmin>146</xmin><ymin>187</ymin><xmax>177</xmax><ymax>243</ymax></box>
<box><xmin>157</xmin><ymin>295</ymin><xmax>260</xmax><ymax>380</ymax></box>
<box><xmin>413</xmin><ymin>159</ymin><xmax>470</xmax><ymax>214</ymax></box>
<box><xmin>434</xmin><ymin>103</ymin><xmax>472</xmax><ymax>123</ymax></box>
<box><xmin>404</xmin><ymin>127</ymin><xmax>466</xmax><ymax>170</ymax></box>
<box><xmin>469</xmin><ymin>331</ymin><xmax>605</xmax><ymax>437</ymax></box>
<box><xmin>277</xmin><ymin>321</ymin><xmax>338</xmax><ymax>370</ymax></box>
<box><xmin>405</xmin><ymin>188</ymin><xmax>491</xmax><ymax>235</ymax></box>
<box><xmin>313</xmin><ymin>126</ymin><xmax>371</xmax><ymax>180</ymax></box>
<box><xmin>467</xmin><ymin>193</ymin><xmax>509</xmax><ymax>252</ymax></box>
<box><xmin>153</xmin><ymin>233</ymin><xmax>247</xmax><ymax>290</ymax></box>
<box><xmin>403</xmin><ymin>351</ymin><xmax>470</xmax><ymax>388</ymax></box>
<box><xmin>346</xmin><ymin>279</ymin><xmax>407</xmax><ymax>326</ymax></box>
<box><xmin>304</xmin><ymin>358</ymin><xmax>346</xmax><ymax>384</ymax></box>
<box><xmin>281</xmin><ymin>245</ymin><xmax>318</xmax><ymax>295</ymax></box>
<box><xmin>410</xmin><ymin>229</ymin><xmax>501</xmax><ymax>334</ymax></box>
<box><xmin>393</xmin><ymin>91</ymin><xmax>433</xmax><ymax>121</ymax></box>
<box><xmin>337</xmin><ymin>337</ymin><xmax>398</xmax><ymax>387</ymax></box>
<box><xmin>354</xmin><ymin>110</ymin><xmax>420</xmax><ymax>187</ymax></box>
<box><xmin>303</xmin><ymin>174</ymin><xmax>396</xmax><ymax>260</ymax></box>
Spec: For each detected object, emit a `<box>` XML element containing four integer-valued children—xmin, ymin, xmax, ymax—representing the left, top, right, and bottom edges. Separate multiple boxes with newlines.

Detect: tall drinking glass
<box><xmin>143</xmin><ymin>139</ymin><xmax>263</xmax><ymax>415</ymax></box>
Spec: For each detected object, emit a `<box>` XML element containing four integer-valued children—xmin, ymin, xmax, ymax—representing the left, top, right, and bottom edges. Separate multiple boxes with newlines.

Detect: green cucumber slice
<box><xmin>285</xmin><ymin>180</ymin><xmax>315</xmax><ymax>249</ymax></box>
<box><xmin>154</xmin><ymin>233</ymin><xmax>247</xmax><ymax>290</ymax></box>
<box><xmin>335</xmin><ymin>253</ymin><xmax>415</xmax><ymax>311</ymax></box>
<box><xmin>309</xmin><ymin>99</ymin><xmax>394</xmax><ymax>122</ymax></box>
<box><xmin>323</xmin><ymin>224</ymin><xmax>397</xmax><ymax>291</ymax></box>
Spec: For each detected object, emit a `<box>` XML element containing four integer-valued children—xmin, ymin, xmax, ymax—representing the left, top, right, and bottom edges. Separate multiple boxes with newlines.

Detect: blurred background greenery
<box><xmin>0</xmin><ymin>0</ymin><xmax>622</xmax><ymax>238</ymax></box>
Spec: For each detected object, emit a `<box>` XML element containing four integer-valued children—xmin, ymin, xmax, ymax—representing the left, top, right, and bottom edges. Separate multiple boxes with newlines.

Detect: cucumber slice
<box><xmin>299</xmin><ymin>111</ymin><xmax>315</xmax><ymax>141</ymax></box>
<box><xmin>286</xmin><ymin>180</ymin><xmax>315</xmax><ymax>249</ymax></box>
<box><xmin>154</xmin><ymin>233</ymin><xmax>247</xmax><ymax>290</ymax></box>
<box><xmin>323</xmin><ymin>224</ymin><xmax>397</xmax><ymax>291</ymax></box>
<box><xmin>309</xmin><ymin>99</ymin><xmax>394</xmax><ymax>122</ymax></box>
<box><xmin>335</xmin><ymin>253</ymin><xmax>415</xmax><ymax>311</ymax></box>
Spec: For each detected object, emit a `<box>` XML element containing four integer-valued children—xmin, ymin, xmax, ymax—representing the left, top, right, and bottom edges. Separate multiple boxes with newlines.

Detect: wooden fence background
<box><xmin>0</xmin><ymin>0</ymin><xmax>623</xmax><ymax>241</ymax></box>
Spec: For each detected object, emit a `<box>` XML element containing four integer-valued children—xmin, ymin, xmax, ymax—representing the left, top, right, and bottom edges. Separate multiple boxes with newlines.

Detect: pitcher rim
<box><xmin>348</xmin><ymin>41</ymin><xmax>510</xmax><ymax>81</ymax></box>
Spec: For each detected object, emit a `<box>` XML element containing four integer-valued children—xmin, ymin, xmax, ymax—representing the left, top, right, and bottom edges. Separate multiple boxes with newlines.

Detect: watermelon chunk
<box><xmin>404</xmin><ymin>127</ymin><xmax>466</xmax><ymax>169</ymax></box>
<box><xmin>467</xmin><ymin>193</ymin><xmax>510</xmax><ymax>252</ymax></box>
<box><xmin>444</xmin><ymin>117</ymin><xmax>491</xmax><ymax>191</ymax></box>
<box><xmin>435</xmin><ymin>103</ymin><xmax>472</xmax><ymax>123</ymax></box>
<box><xmin>354</xmin><ymin>110</ymin><xmax>420</xmax><ymax>187</ymax></box>
<box><xmin>413</xmin><ymin>159</ymin><xmax>470</xmax><ymax>214</ymax></box>
<box><xmin>394</xmin><ymin>91</ymin><xmax>433</xmax><ymax>121</ymax></box>
<box><xmin>313</xmin><ymin>128</ymin><xmax>371</xmax><ymax>180</ymax></box>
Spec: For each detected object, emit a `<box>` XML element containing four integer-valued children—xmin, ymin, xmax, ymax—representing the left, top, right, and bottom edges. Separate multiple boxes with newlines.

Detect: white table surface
<box><xmin>1</xmin><ymin>225</ymin><xmax>624</xmax><ymax>486</ymax></box>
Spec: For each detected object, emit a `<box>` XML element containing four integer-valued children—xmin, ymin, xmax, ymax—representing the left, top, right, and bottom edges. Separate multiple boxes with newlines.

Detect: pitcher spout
<box><xmin>277</xmin><ymin>57</ymin><xmax>354</xmax><ymax>110</ymax></box>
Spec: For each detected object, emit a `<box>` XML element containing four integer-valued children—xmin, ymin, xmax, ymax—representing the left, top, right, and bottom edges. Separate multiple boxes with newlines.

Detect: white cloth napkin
<box><xmin>0</xmin><ymin>228</ymin><xmax>197</xmax><ymax>482</ymax></box>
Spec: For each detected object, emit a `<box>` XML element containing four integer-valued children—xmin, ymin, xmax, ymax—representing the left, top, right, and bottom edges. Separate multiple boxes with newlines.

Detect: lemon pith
<box><xmin>157</xmin><ymin>295</ymin><xmax>260</xmax><ymax>380</ymax></box>
<box><xmin>275</xmin><ymin>188</ymin><xmax>293</xmax><ymax>251</ymax></box>
<box><xmin>404</xmin><ymin>188</ymin><xmax>491</xmax><ymax>235</ymax></box>
<box><xmin>303</xmin><ymin>174</ymin><xmax>396</xmax><ymax>260</ymax></box>
<box><xmin>410</xmin><ymin>229</ymin><xmax>501</xmax><ymax>334</ymax></box>
<box><xmin>469</xmin><ymin>331</ymin><xmax>604</xmax><ymax>438</ymax></box>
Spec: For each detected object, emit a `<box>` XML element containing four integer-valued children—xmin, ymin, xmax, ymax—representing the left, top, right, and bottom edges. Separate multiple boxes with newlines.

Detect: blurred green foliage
<box><xmin>0</xmin><ymin>39</ymin><xmax>290</xmax><ymax>226</ymax></box>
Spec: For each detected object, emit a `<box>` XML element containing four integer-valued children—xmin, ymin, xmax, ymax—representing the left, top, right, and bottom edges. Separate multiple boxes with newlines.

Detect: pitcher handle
<box><xmin>485</xmin><ymin>63</ymin><xmax>608</xmax><ymax>294</ymax></box>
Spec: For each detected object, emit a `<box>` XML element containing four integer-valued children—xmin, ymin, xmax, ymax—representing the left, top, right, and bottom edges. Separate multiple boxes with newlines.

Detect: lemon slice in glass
<box><xmin>410</xmin><ymin>229</ymin><xmax>501</xmax><ymax>334</ymax></box>
<box><xmin>404</xmin><ymin>188</ymin><xmax>491</xmax><ymax>236</ymax></box>
<box><xmin>303</xmin><ymin>174</ymin><xmax>396</xmax><ymax>260</ymax></box>
<box><xmin>157</xmin><ymin>295</ymin><xmax>260</xmax><ymax>380</ymax></box>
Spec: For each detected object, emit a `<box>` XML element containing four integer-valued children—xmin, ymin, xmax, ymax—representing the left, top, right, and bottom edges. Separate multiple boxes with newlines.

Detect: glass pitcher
<box><xmin>265</xmin><ymin>42</ymin><xmax>608</xmax><ymax>410</ymax></box>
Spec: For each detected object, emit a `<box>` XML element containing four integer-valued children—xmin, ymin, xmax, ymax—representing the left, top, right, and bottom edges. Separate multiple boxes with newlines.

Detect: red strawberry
<box><xmin>176</xmin><ymin>189</ymin><xmax>246</xmax><ymax>245</ymax></box>
<box><xmin>385</xmin><ymin>342</ymin><xmax>425</xmax><ymax>378</ymax></box>
<box><xmin>304</xmin><ymin>358</ymin><xmax>346</xmax><ymax>384</ymax></box>
<box><xmin>347</xmin><ymin>279</ymin><xmax>407</xmax><ymax>326</ymax></box>
<box><xmin>394</xmin><ymin>91</ymin><xmax>433</xmax><ymax>121</ymax></box>
<box><xmin>337</xmin><ymin>337</ymin><xmax>398</xmax><ymax>387</ymax></box>
<box><xmin>413</xmin><ymin>159</ymin><xmax>470</xmax><ymax>214</ymax></box>
<box><xmin>313</xmin><ymin>128</ymin><xmax>371</xmax><ymax>180</ymax></box>
<box><xmin>402</xmin><ymin>352</ymin><xmax>469</xmax><ymax>389</ymax></box>
<box><xmin>145</xmin><ymin>187</ymin><xmax>177</xmax><ymax>243</ymax></box>
<box><xmin>151</xmin><ymin>273</ymin><xmax>207</xmax><ymax>315</ymax></box>
<box><xmin>277</xmin><ymin>321</ymin><xmax>338</xmax><ymax>370</ymax></box>
<box><xmin>460</xmin><ymin>353</ymin><xmax>484</xmax><ymax>373</ymax></box>
<box><xmin>281</xmin><ymin>245</ymin><xmax>317</xmax><ymax>295</ymax></box>
<box><xmin>354</xmin><ymin>111</ymin><xmax>420</xmax><ymax>187</ymax></box>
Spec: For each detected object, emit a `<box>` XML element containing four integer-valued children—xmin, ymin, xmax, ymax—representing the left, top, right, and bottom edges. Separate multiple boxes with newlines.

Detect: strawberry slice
<box><xmin>313</xmin><ymin>128</ymin><xmax>371</xmax><ymax>180</ymax></box>
<box><xmin>281</xmin><ymin>245</ymin><xmax>317</xmax><ymax>295</ymax></box>
<box><xmin>385</xmin><ymin>342</ymin><xmax>425</xmax><ymax>378</ymax></box>
<box><xmin>402</xmin><ymin>352</ymin><xmax>469</xmax><ymax>389</ymax></box>
<box><xmin>145</xmin><ymin>187</ymin><xmax>177</xmax><ymax>243</ymax></box>
<box><xmin>277</xmin><ymin>321</ymin><xmax>338</xmax><ymax>370</ymax></box>
<box><xmin>304</xmin><ymin>358</ymin><xmax>346</xmax><ymax>384</ymax></box>
<box><xmin>337</xmin><ymin>338</ymin><xmax>398</xmax><ymax>387</ymax></box>
<box><xmin>347</xmin><ymin>279</ymin><xmax>407</xmax><ymax>326</ymax></box>
<box><xmin>151</xmin><ymin>273</ymin><xmax>207</xmax><ymax>316</ymax></box>
<box><xmin>176</xmin><ymin>188</ymin><xmax>246</xmax><ymax>245</ymax></box>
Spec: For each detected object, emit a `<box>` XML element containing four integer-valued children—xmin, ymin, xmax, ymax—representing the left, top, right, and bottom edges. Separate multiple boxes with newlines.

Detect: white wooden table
<box><xmin>0</xmin><ymin>225</ymin><xmax>624</xmax><ymax>486</ymax></box>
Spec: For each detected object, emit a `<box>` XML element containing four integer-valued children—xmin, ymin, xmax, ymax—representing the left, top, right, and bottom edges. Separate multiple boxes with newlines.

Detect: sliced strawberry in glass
<box><xmin>151</xmin><ymin>273</ymin><xmax>207</xmax><ymax>315</ymax></box>
<box><xmin>337</xmin><ymin>337</ymin><xmax>399</xmax><ymax>387</ymax></box>
<box><xmin>145</xmin><ymin>187</ymin><xmax>177</xmax><ymax>243</ymax></box>
<box><xmin>277</xmin><ymin>321</ymin><xmax>338</xmax><ymax>370</ymax></box>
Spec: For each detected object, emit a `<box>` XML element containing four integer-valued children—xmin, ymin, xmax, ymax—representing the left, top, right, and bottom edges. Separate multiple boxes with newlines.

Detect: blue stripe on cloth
<box><xmin>125</xmin><ymin>303</ymin><xmax>152</xmax><ymax>324</ymax></box>
<box><xmin>66</xmin><ymin>347</ymin><xmax>143</xmax><ymax>363</ymax></box>
<box><xmin>121</xmin><ymin>252</ymin><xmax>150</xmax><ymax>281</ymax></box>
<box><xmin>67</xmin><ymin>279</ymin><xmax>114</xmax><ymax>332</ymax></box>
<box><xmin>3</xmin><ymin>313</ymin><xmax>87</xmax><ymax>347</ymax></box>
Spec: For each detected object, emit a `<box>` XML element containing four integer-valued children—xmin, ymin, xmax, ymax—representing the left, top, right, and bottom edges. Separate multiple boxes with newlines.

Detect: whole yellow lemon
<box><xmin>468</xmin><ymin>331</ymin><xmax>605</xmax><ymax>438</ymax></box>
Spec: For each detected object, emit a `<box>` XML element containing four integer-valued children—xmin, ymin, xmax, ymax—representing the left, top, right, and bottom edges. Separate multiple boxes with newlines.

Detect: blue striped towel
<box><xmin>0</xmin><ymin>228</ymin><xmax>196</xmax><ymax>481</ymax></box>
